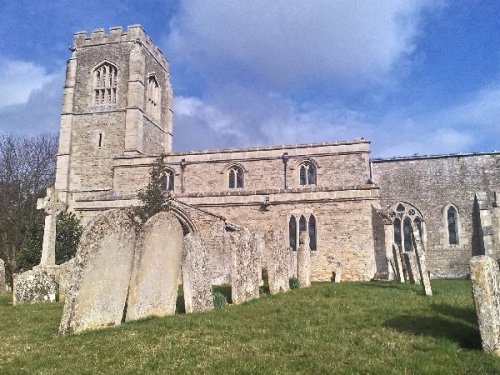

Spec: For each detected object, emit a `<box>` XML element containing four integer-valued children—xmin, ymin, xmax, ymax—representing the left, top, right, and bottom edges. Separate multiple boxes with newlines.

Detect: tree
<box><xmin>132</xmin><ymin>154</ymin><xmax>170</xmax><ymax>226</ymax></box>
<box><xmin>0</xmin><ymin>134</ymin><xmax>57</xmax><ymax>286</ymax></box>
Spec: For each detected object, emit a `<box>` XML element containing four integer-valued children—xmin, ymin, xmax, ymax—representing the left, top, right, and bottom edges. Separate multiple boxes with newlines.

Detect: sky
<box><xmin>0</xmin><ymin>0</ymin><xmax>499</xmax><ymax>157</ymax></box>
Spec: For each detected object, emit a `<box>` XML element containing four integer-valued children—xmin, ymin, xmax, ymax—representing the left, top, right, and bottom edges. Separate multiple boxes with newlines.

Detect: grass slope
<box><xmin>1</xmin><ymin>281</ymin><xmax>499</xmax><ymax>374</ymax></box>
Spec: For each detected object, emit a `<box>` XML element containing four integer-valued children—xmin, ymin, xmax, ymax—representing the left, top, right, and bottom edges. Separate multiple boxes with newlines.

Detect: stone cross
<box><xmin>37</xmin><ymin>188</ymin><xmax>66</xmax><ymax>266</ymax></box>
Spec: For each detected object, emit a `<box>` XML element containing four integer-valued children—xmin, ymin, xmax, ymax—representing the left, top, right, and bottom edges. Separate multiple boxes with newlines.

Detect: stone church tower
<box><xmin>54</xmin><ymin>25</ymin><xmax>173</xmax><ymax>204</ymax></box>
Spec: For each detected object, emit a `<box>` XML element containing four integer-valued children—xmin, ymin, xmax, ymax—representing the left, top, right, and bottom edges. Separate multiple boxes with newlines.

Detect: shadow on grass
<box><xmin>383</xmin><ymin>314</ymin><xmax>481</xmax><ymax>350</ymax></box>
<box><xmin>431</xmin><ymin>303</ymin><xmax>477</xmax><ymax>325</ymax></box>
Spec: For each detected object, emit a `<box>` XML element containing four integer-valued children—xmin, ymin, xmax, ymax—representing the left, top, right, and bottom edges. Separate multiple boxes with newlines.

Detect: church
<box><xmin>54</xmin><ymin>25</ymin><xmax>500</xmax><ymax>283</ymax></box>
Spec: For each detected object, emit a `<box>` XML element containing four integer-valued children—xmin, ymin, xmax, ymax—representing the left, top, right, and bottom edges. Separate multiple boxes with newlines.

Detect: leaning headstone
<box><xmin>403</xmin><ymin>252</ymin><xmax>421</xmax><ymax>284</ymax></box>
<box><xmin>228</xmin><ymin>228</ymin><xmax>260</xmax><ymax>305</ymax></box>
<box><xmin>0</xmin><ymin>258</ymin><xmax>6</xmax><ymax>292</ymax></box>
<box><xmin>297</xmin><ymin>232</ymin><xmax>311</xmax><ymax>288</ymax></box>
<box><xmin>264</xmin><ymin>229</ymin><xmax>290</xmax><ymax>294</ymax></box>
<box><xmin>59</xmin><ymin>210</ymin><xmax>137</xmax><ymax>334</ymax></box>
<box><xmin>58</xmin><ymin>259</ymin><xmax>74</xmax><ymax>301</ymax></box>
<box><xmin>182</xmin><ymin>233</ymin><xmax>214</xmax><ymax>313</ymax></box>
<box><xmin>127</xmin><ymin>211</ymin><xmax>184</xmax><ymax>321</ymax></box>
<box><xmin>412</xmin><ymin>226</ymin><xmax>432</xmax><ymax>296</ymax></box>
<box><xmin>470</xmin><ymin>255</ymin><xmax>500</xmax><ymax>356</ymax></box>
<box><xmin>332</xmin><ymin>262</ymin><xmax>342</xmax><ymax>283</ymax></box>
<box><xmin>13</xmin><ymin>268</ymin><xmax>58</xmax><ymax>305</ymax></box>
<box><xmin>392</xmin><ymin>244</ymin><xmax>405</xmax><ymax>283</ymax></box>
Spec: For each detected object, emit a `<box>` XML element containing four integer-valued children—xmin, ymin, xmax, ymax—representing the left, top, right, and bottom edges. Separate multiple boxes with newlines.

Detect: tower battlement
<box><xmin>72</xmin><ymin>25</ymin><xmax>168</xmax><ymax>69</ymax></box>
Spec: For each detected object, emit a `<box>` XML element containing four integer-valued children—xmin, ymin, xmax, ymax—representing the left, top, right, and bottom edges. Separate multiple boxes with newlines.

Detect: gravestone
<box><xmin>127</xmin><ymin>212</ymin><xmax>184</xmax><ymax>321</ymax></box>
<box><xmin>264</xmin><ymin>229</ymin><xmax>290</xmax><ymax>294</ymax></box>
<box><xmin>228</xmin><ymin>228</ymin><xmax>260</xmax><ymax>304</ymax></box>
<box><xmin>297</xmin><ymin>231</ymin><xmax>311</xmax><ymax>287</ymax></box>
<box><xmin>470</xmin><ymin>255</ymin><xmax>500</xmax><ymax>356</ymax></box>
<box><xmin>59</xmin><ymin>209</ymin><xmax>137</xmax><ymax>334</ymax></box>
<box><xmin>0</xmin><ymin>258</ymin><xmax>5</xmax><ymax>292</ymax></box>
<box><xmin>36</xmin><ymin>187</ymin><xmax>66</xmax><ymax>267</ymax></box>
<box><xmin>289</xmin><ymin>247</ymin><xmax>298</xmax><ymax>279</ymax></box>
<box><xmin>13</xmin><ymin>268</ymin><xmax>58</xmax><ymax>304</ymax></box>
<box><xmin>412</xmin><ymin>226</ymin><xmax>432</xmax><ymax>296</ymax></box>
<box><xmin>182</xmin><ymin>233</ymin><xmax>214</xmax><ymax>313</ymax></box>
<box><xmin>403</xmin><ymin>252</ymin><xmax>421</xmax><ymax>284</ymax></box>
<box><xmin>392</xmin><ymin>244</ymin><xmax>405</xmax><ymax>283</ymax></box>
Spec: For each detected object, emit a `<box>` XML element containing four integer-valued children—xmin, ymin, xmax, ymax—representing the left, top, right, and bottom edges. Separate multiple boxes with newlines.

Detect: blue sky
<box><xmin>0</xmin><ymin>0</ymin><xmax>499</xmax><ymax>157</ymax></box>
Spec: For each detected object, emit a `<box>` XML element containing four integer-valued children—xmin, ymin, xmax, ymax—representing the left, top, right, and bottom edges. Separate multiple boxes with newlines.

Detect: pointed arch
<box><xmin>92</xmin><ymin>60</ymin><xmax>118</xmax><ymax>107</ymax></box>
<box><xmin>308</xmin><ymin>214</ymin><xmax>317</xmax><ymax>251</ymax></box>
<box><xmin>444</xmin><ymin>203</ymin><xmax>460</xmax><ymax>245</ymax></box>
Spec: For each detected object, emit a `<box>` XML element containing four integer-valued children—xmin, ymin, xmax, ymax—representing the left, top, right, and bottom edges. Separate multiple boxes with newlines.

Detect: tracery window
<box><xmin>228</xmin><ymin>166</ymin><xmax>244</xmax><ymax>189</ymax></box>
<box><xmin>146</xmin><ymin>74</ymin><xmax>161</xmax><ymax>121</ymax></box>
<box><xmin>289</xmin><ymin>216</ymin><xmax>297</xmax><ymax>251</ymax></box>
<box><xmin>166</xmin><ymin>169</ymin><xmax>174</xmax><ymax>191</ymax></box>
<box><xmin>299</xmin><ymin>162</ymin><xmax>316</xmax><ymax>185</ymax></box>
<box><xmin>288</xmin><ymin>214</ymin><xmax>318</xmax><ymax>251</ymax></box>
<box><xmin>92</xmin><ymin>62</ymin><xmax>117</xmax><ymax>107</ymax></box>
<box><xmin>387</xmin><ymin>202</ymin><xmax>424</xmax><ymax>252</ymax></box>
<box><xmin>447</xmin><ymin>206</ymin><xmax>459</xmax><ymax>245</ymax></box>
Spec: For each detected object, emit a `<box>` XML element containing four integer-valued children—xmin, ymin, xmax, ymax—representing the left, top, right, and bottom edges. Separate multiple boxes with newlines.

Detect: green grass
<box><xmin>1</xmin><ymin>280</ymin><xmax>499</xmax><ymax>374</ymax></box>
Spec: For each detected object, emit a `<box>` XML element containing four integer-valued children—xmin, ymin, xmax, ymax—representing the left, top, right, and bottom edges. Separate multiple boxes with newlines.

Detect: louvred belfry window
<box><xmin>93</xmin><ymin>62</ymin><xmax>117</xmax><ymax>107</ymax></box>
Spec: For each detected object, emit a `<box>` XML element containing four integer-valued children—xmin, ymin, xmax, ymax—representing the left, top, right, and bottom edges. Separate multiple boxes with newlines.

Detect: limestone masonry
<box><xmin>53</xmin><ymin>25</ymin><xmax>499</xmax><ymax>284</ymax></box>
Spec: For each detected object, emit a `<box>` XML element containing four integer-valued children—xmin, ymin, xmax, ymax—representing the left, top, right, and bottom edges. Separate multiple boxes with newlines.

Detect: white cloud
<box><xmin>166</xmin><ymin>0</ymin><xmax>437</xmax><ymax>89</ymax></box>
<box><xmin>0</xmin><ymin>58</ymin><xmax>58</xmax><ymax>107</ymax></box>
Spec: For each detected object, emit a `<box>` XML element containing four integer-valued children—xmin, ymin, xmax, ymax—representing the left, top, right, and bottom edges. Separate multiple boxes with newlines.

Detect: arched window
<box><xmin>447</xmin><ymin>206</ymin><xmax>459</xmax><ymax>245</ymax></box>
<box><xmin>309</xmin><ymin>214</ymin><xmax>317</xmax><ymax>251</ymax></box>
<box><xmin>299</xmin><ymin>215</ymin><xmax>307</xmax><ymax>233</ymax></box>
<box><xmin>299</xmin><ymin>162</ymin><xmax>316</xmax><ymax>185</ymax></box>
<box><xmin>403</xmin><ymin>217</ymin><xmax>413</xmax><ymax>252</ymax></box>
<box><xmin>393</xmin><ymin>218</ymin><xmax>402</xmax><ymax>246</ymax></box>
<box><xmin>228</xmin><ymin>166</ymin><xmax>244</xmax><ymax>189</ymax></box>
<box><xmin>166</xmin><ymin>170</ymin><xmax>174</xmax><ymax>191</ymax></box>
<box><xmin>146</xmin><ymin>74</ymin><xmax>161</xmax><ymax>121</ymax></box>
<box><xmin>92</xmin><ymin>62</ymin><xmax>117</xmax><ymax>107</ymax></box>
<box><xmin>289</xmin><ymin>216</ymin><xmax>297</xmax><ymax>251</ymax></box>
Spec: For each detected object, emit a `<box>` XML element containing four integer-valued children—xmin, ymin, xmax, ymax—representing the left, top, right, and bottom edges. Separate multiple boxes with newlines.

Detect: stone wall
<box><xmin>372</xmin><ymin>152</ymin><xmax>500</xmax><ymax>278</ymax></box>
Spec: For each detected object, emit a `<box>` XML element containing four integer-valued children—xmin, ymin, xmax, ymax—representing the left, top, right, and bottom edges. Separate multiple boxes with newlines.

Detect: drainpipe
<box><xmin>282</xmin><ymin>152</ymin><xmax>289</xmax><ymax>189</ymax></box>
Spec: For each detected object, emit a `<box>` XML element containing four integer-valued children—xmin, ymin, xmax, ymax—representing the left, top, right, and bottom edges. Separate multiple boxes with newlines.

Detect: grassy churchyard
<box><xmin>1</xmin><ymin>280</ymin><xmax>499</xmax><ymax>374</ymax></box>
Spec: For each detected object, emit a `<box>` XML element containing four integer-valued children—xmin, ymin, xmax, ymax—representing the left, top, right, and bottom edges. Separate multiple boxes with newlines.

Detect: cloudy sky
<box><xmin>1</xmin><ymin>1</ymin><xmax>499</xmax><ymax>157</ymax></box>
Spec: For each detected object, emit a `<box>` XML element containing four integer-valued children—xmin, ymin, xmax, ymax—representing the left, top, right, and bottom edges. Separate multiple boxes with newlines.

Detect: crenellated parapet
<box><xmin>72</xmin><ymin>25</ymin><xmax>169</xmax><ymax>70</ymax></box>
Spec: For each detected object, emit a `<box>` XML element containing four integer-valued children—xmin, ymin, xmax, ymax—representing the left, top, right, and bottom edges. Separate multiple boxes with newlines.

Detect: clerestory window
<box><xmin>228</xmin><ymin>166</ymin><xmax>244</xmax><ymax>189</ymax></box>
<box><xmin>166</xmin><ymin>169</ymin><xmax>174</xmax><ymax>191</ymax></box>
<box><xmin>299</xmin><ymin>162</ymin><xmax>316</xmax><ymax>185</ymax></box>
<box><xmin>92</xmin><ymin>62</ymin><xmax>117</xmax><ymax>107</ymax></box>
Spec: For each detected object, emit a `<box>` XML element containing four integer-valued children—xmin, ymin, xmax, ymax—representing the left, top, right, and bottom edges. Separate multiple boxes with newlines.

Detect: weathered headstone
<box><xmin>127</xmin><ymin>212</ymin><xmax>184</xmax><ymax>321</ymax></box>
<box><xmin>412</xmin><ymin>226</ymin><xmax>432</xmax><ymax>296</ymax></box>
<box><xmin>332</xmin><ymin>262</ymin><xmax>342</xmax><ymax>283</ymax></box>
<box><xmin>182</xmin><ymin>233</ymin><xmax>214</xmax><ymax>313</ymax></box>
<box><xmin>403</xmin><ymin>251</ymin><xmax>421</xmax><ymax>284</ymax></box>
<box><xmin>264</xmin><ymin>229</ymin><xmax>290</xmax><ymax>294</ymax></box>
<box><xmin>0</xmin><ymin>258</ymin><xmax>6</xmax><ymax>292</ymax></box>
<box><xmin>59</xmin><ymin>209</ymin><xmax>137</xmax><ymax>334</ymax></box>
<box><xmin>58</xmin><ymin>258</ymin><xmax>74</xmax><ymax>301</ymax></box>
<box><xmin>470</xmin><ymin>255</ymin><xmax>500</xmax><ymax>356</ymax></box>
<box><xmin>228</xmin><ymin>228</ymin><xmax>260</xmax><ymax>304</ymax></box>
<box><xmin>297</xmin><ymin>231</ymin><xmax>311</xmax><ymax>288</ymax></box>
<box><xmin>36</xmin><ymin>187</ymin><xmax>66</xmax><ymax>267</ymax></box>
<box><xmin>13</xmin><ymin>268</ymin><xmax>58</xmax><ymax>304</ymax></box>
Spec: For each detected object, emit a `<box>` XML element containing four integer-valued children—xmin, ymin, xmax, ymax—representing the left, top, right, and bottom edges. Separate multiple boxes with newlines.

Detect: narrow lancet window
<box><xmin>299</xmin><ymin>215</ymin><xmax>307</xmax><ymax>234</ymax></box>
<box><xmin>447</xmin><ymin>206</ymin><xmax>459</xmax><ymax>245</ymax></box>
<box><xmin>309</xmin><ymin>214</ymin><xmax>317</xmax><ymax>251</ymax></box>
<box><xmin>403</xmin><ymin>217</ymin><xmax>413</xmax><ymax>251</ymax></box>
<box><xmin>166</xmin><ymin>170</ymin><xmax>174</xmax><ymax>191</ymax></box>
<box><xmin>393</xmin><ymin>218</ymin><xmax>402</xmax><ymax>246</ymax></box>
<box><xmin>289</xmin><ymin>216</ymin><xmax>297</xmax><ymax>251</ymax></box>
